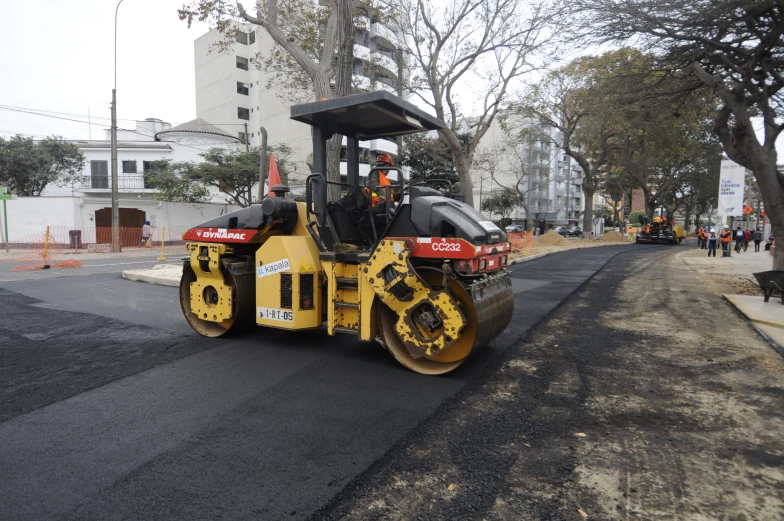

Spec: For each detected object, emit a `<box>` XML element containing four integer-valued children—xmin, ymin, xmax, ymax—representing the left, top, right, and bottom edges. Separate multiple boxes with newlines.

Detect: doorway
<box><xmin>95</xmin><ymin>207</ymin><xmax>146</xmax><ymax>245</ymax></box>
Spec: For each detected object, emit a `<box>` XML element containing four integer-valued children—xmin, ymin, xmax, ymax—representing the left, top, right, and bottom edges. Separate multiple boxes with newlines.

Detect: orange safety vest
<box><xmin>720</xmin><ymin>230</ymin><xmax>731</xmax><ymax>243</ymax></box>
<box><xmin>371</xmin><ymin>171</ymin><xmax>391</xmax><ymax>206</ymax></box>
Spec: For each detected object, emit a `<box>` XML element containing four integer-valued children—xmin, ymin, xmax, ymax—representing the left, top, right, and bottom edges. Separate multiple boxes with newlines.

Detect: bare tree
<box><xmin>516</xmin><ymin>55</ymin><xmax>626</xmax><ymax>237</ymax></box>
<box><xmin>179</xmin><ymin>0</ymin><xmax>356</xmax><ymax>198</ymax></box>
<box><xmin>475</xmin><ymin>122</ymin><xmax>561</xmax><ymax>231</ymax></box>
<box><xmin>573</xmin><ymin>0</ymin><xmax>784</xmax><ymax>268</ymax></box>
<box><xmin>399</xmin><ymin>0</ymin><xmax>556</xmax><ymax>206</ymax></box>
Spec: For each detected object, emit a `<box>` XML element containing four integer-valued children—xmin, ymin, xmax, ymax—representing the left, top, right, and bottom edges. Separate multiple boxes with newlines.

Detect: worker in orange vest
<box><xmin>699</xmin><ymin>227</ymin><xmax>708</xmax><ymax>249</ymax></box>
<box><xmin>371</xmin><ymin>154</ymin><xmax>396</xmax><ymax>207</ymax></box>
<box><xmin>719</xmin><ymin>224</ymin><xmax>732</xmax><ymax>256</ymax></box>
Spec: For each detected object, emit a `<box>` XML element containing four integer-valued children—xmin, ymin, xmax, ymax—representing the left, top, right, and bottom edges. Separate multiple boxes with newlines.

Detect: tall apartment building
<box><xmin>194</xmin><ymin>16</ymin><xmax>404</xmax><ymax>184</ymax></box>
<box><xmin>473</xmin><ymin>119</ymin><xmax>584</xmax><ymax>227</ymax></box>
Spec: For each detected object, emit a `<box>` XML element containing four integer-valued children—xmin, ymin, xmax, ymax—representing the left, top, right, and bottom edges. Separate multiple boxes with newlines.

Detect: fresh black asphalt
<box><xmin>0</xmin><ymin>244</ymin><xmax>651</xmax><ymax>520</ymax></box>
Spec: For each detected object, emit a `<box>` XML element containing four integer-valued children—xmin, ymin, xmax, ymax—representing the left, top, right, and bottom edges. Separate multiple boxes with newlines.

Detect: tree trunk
<box><xmin>582</xmin><ymin>187</ymin><xmax>594</xmax><ymax>238</ymax></box>
<box><xmin>440</xmin><ymin>129</ymin><xmax>474</xmax><ymax>207</ymax></box>
<box><xmin>520</xmin><ymin>200</ymin><xmax>533</xmax><ymax>231</ymax></box>
<box><xmin>750</xmin><ymin>160</ymin><xmax>784</xmax><ymax>270</ymax></box>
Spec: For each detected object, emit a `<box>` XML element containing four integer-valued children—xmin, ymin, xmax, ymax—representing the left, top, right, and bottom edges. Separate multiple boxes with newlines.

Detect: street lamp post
<box><xmin>110</xmin><ymin>0</ymin><xmax>126</xmax><ymax>252</ymax></box>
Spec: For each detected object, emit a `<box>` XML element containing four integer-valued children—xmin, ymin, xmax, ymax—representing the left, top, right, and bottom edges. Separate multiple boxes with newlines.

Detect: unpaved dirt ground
<box><xmin>510</xmin><ymin>236</ymin><xmax>628</xmax><ymax>262</ymax></box>
<box><xmin>678</xmin><ymin>245</ymin><xmax>771</xmax><ymax>297</ymax></box>
<box><xmin>313</xmin><ymin>247</ymin><xmax>784</xmax><ymax>521</ymax></box>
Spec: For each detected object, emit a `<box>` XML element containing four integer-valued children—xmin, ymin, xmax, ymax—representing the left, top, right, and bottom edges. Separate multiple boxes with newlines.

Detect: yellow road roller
<box><xmin>180</xmin><ymin>92</ymin><xmax>514</xmax><ymax>375</ymax></box>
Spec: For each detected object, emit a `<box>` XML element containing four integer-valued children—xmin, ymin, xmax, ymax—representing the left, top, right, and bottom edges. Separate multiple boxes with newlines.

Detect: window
<box><xmin>238</xmin><ymin>107</ymin><xmax>250</xmax><ymax>120</ymax></box>
<box><xmin>90</xmin><ymin>160</ymin><xmax>108</xmax><ymax>188</ymax></box>
<box><xmin>237</xmin><ymin>82</ymin><xmax>249</xmax><ymax>95</ymax></box>
<box><xmin>122</xmin><ymin>160</ymin><xmax>137</xmax><ymax>173</ymax></box>
<box><xmin>249</xmin><ymin>31</ymin><xmax>255</xmax><ymax>44</ymax></box>
<box><xmin>143</xmin><ymin>161</ymin><xmax>162</xmax><ymax>174</ymax></box>
<box><xmin>236</xmin><ymin>56</ymin><xmax>249</xmax><ymax>70</ymax></box>
<box><xmin>236</xmin><ymin>30</ymin><xmax>248</xmax><ymax>45</ymax></box>
<box><xmin>238</xmin><ymin>132</ymin><xmax>247</xmax><ymax>143</ymax></box>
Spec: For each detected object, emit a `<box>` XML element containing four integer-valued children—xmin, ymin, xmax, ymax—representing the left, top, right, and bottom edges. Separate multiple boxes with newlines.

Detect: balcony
<box><xmin>354</xmin><ymin>45</ymin><xmax>398</xmax><ymax>76</ymax></box>
<box><xmin>371</xmin><ymin>22</ymin><xmax>400</xmax><ymax>50</ymax></box>
<box><xmin>81</xmin><ymin>175</ymin><xmax>155</xmax><ymax>191</ymax></box>
<box><xmin>529</xmin><ymin>190</ymin><xmax>550</xmax><ymax>200</ymax></box>
<box><xmin>353</xmin><ymin>74</ymin><xmax>397</xmax><ymax>94</ymax></box>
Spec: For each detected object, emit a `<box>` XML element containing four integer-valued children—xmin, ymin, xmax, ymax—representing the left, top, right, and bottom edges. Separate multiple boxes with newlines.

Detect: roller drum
<box><xmin>180</xmin><ymin>264</ymin><xmax>255</xmax><ymax>337</ymax></box>
<box><xmin>380</xmin><ymin>267</ymin><xmax>514</xmax><ymax>375</ymax></box>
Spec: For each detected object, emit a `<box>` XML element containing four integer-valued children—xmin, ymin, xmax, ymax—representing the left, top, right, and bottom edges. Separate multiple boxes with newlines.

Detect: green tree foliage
<box><xmin>480</xmin><ymin>189</ymin><xmax>519</xmax><ymax>223</ymax></box>
<box><xmin>0</xmin><ymin>135</ymin><xmax>84</xmax><ymax>196</ymax></box>
<box><xmin>399</xmin><ymin>133</ymin><xmax>459</xmax><ymax>185</ymax></box>
<box><xmin>144</xmin><ymin>160</ymin><xmax>211</xmax><ymax>203</ymax></box>
<box><xmin>164</xmin><ymin>144</ymin><xmax>294</xmax><ymax>207</ymax></box>
<box><xmin>574</xmin><ymin>0</ymin><xmax>784</xmax><ymax>268</ymax></box>
<box><xmin>628</xmin><ymin>210</ymin><xmax>646</xmax><ymax>225</ymax></box>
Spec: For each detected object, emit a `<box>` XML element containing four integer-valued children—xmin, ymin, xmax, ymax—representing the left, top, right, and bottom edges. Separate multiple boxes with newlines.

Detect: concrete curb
<box><xmin>723</xmin><ymin>295</ymin><xmax>784</xmax><ymax>358</ymax></box>
<box><xmin>122</xmin><ymin>266</ymin><xmax>181</xmax><ymax>287</ymax></box>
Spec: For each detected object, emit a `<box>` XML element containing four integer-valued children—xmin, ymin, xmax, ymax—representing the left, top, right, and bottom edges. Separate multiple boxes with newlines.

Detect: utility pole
<box><xmin>258</xmin><ymin>127</ymin><xmax>267</xmax><ymax>202</ymax></box>
<box><xmin>479</xmin><ymin>177</ymin><xmax>483</xmax><ymax>217</ymax></box>
<box><xmin>111</xmin><ymin>88</ymin><xmax>120</xmax><ymax>252</ymax></box>
<box><xmin>111</xmin><ymin>0</ymin><xmax>126</xmax><ymax>253</ymax></box>
<box><xmin>244</xmin><ymin>122</ymin><xmax>249</xmax><ymax>153</ymax></box>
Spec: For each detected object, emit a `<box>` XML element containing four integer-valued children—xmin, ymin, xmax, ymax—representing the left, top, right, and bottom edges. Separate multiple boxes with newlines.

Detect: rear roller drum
<box><xmin>180</xmin><ymin>264</ymin><xmax>254</xmax><ymax>337</ymax></box>
<box><xmin>379</xmin><ymin>267</ymin><xmax>513</xmax><ymax>375</ymax></box>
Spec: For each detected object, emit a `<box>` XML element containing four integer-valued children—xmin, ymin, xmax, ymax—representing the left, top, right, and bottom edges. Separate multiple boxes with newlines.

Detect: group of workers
<box><xmin>697</xmin><ymin>225</ymin><xmax>773</xmax><ymax>257</ymax></box>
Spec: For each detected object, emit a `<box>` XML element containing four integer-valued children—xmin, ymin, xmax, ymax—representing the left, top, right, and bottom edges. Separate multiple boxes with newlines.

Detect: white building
<box><xmin>472</xmin><ymin>118</ymin><xmax>584</xmax><ymax>228</ymax></box>
<box><xmin>25</xmin><ymin>118</ymin><xmax>243</xmax><ymax>243</ymax></box>
<box><xmin>194</xmin><ymin>16</ymin><xmax>405</xmax><ymax>183</ymax></box>
<box><xmin>45</xmin><ymin>117</ymin><xmax>241</xmax><ymax>198</ymax></box>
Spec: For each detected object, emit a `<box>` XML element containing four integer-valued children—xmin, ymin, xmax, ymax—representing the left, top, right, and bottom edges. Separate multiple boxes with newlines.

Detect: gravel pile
<box><xmin>536</xmin><ymin>231</ymin><xmax>569</xmax><ymax>246</ymax></box>
<box><xmin>598</xmin><ymin>231</ymin><xmax>625</xmax><ymax>243</ymax></box>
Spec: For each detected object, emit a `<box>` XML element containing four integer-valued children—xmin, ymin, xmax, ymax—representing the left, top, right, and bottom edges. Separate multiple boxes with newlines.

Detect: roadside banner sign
<box><xmin>717</xmin><ymin>160</ymin><xmax>746</xmax><ymax>216</ymax></box>
<box><xmin>0</xmin><ymin>193</ymin><xmax>14</xmax><ymax>201</ymax></box>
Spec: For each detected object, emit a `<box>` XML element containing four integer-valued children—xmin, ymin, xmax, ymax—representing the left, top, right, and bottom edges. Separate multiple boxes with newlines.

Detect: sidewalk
<box><xmin>679</xmin><ymin>244</ymin><xmax>774</xmax><ymax>295</ymax></box>
<box><xmin>679</xmin><ymin>244</ymin><xmax>784</xmax><ymax>351</ymax></box>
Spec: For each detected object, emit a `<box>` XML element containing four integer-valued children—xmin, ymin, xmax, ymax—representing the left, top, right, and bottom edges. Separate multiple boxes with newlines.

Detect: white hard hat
<box><xmin>710</xmin><ymin>228</ymin><xmax>716</xmax><ymax>233</ymax></box>
<box><xmin>723</xmin><ymin>225</ymin><xmax>729</xmax><ymax>229</ymax></box>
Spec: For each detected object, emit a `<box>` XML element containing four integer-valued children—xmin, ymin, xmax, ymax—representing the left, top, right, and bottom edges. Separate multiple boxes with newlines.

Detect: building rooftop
<box><xmin>156</xmin><ymin>118</ymin><xmax>239</xmax><ymax>141</ymax></box>
<box><xmin>75</xmin><ymin>141</ymin><xmax>173</xmax><ymax>150</ymax></box>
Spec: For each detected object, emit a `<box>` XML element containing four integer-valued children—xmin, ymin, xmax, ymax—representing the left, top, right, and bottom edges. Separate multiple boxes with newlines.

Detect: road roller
<box><xmin>180</xmin><ymin>91</ymin><xmax>514</xmax><ymax>375</ymax></box>
<box><xmin>635</xmin><ymin>215</ymin><xmax>681</xmax><ymax>245</ymax></box>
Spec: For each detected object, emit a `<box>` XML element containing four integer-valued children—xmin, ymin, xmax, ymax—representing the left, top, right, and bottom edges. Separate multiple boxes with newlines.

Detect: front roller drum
<box><xmin>379</xmin><ymin>268</ymin><xmax>514</xmax><ymax>375</ymax></box>
<box><xmin>180</xmin><ymin>264</ymin><xmax>255</xmax><ymax>337</ymax></box>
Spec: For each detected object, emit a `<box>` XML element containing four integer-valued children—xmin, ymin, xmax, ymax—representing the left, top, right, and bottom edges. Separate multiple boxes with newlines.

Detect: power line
<box><xmin>0</xmin><ymin>106</ymin><xmax>239</xmax><ymax>154</ymax></box>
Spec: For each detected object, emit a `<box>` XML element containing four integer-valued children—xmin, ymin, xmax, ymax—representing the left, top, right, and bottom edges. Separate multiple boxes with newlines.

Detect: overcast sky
<box><xmin>0</xmin><ymin>0</ymin><xmax>210</xmax><ymax>140</ymax></box>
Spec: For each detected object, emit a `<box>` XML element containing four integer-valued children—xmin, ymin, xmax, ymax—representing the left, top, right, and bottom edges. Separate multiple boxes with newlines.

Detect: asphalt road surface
<box><xmin>0</xmin><ymin>244</ymin><xmax>650</xmax><ymax>521</ymax></box>
<box><xmin>313</xmin><ymin>246</ymin><xmax>784</xmax><ymax>521</ymax></box>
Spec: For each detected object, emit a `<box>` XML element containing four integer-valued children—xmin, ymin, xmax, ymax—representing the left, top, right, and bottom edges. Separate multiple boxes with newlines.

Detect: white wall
<box><xmin>0</xmin><ymin>196</ymin><xmax>240</xmax><ymax>242</ymax></box>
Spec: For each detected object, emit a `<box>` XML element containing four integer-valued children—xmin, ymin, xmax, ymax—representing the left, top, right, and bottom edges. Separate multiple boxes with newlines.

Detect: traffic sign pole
<box><xmin>3</xmin><ymin>199</ymin><xmax>8</xmax><ymax>253</ymax></box>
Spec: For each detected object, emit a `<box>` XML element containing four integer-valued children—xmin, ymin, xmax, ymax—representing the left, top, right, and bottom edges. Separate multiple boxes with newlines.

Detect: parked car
<box><xmin>505</xmin><ymin>224</ymin><xmax>525</xmax><ymax>233</ymax></box>
<box><xmin>552</xmin><ymin>226</ymin><xmax>569</xmax><ymax>236</ymax></box>
<box><xmin>568</xmin><ymin>226</ymin><xmax>582</xmax><ymax>237</ymax></box>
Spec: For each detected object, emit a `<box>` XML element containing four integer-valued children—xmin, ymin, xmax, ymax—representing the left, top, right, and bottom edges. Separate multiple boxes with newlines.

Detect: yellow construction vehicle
<box><xmin>180</xmin><ymin>92</ymin><xmax>514</xmax><ymax>375</ymax></box>
<box><xmin>635</xmin><ymin>215</ymin><xmax>682</xmax><ymax>245</ymax></box>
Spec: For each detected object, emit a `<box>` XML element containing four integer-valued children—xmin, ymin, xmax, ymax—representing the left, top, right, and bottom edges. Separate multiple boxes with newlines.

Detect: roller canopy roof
<box><xmin>290</xmin><ymin>91</ymin><xmax>443</xmax><ymax>140</ymax></box>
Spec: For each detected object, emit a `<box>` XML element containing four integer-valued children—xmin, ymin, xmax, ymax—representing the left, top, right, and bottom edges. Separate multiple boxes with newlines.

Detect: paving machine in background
<box><xmin>635</xmin><ymin>215</ymin><xmax>682</xmax><ymax>245</ymax></box>
<box><xmin>179</xmin><ymin>92</ymin><xmax>514</xmax><ymax>375</ymax></box>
